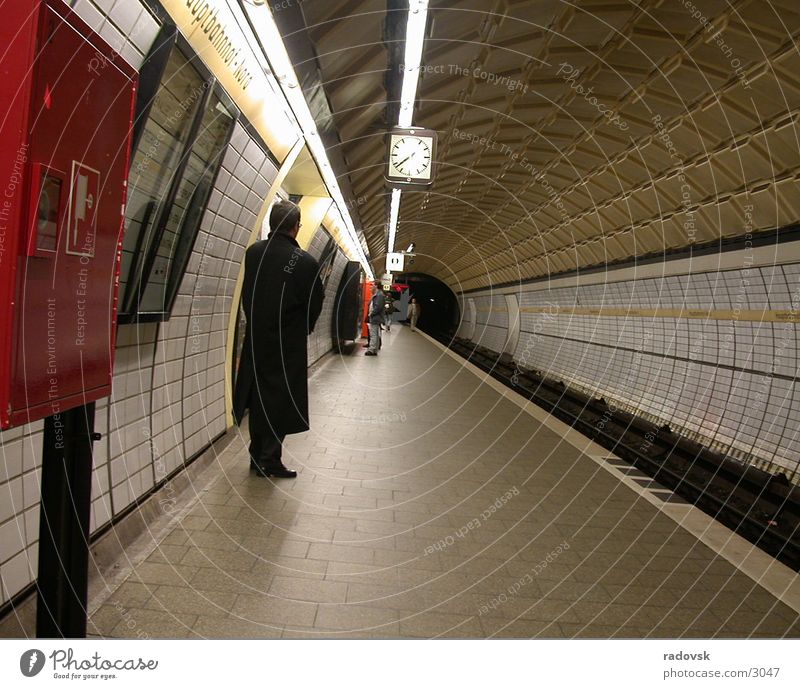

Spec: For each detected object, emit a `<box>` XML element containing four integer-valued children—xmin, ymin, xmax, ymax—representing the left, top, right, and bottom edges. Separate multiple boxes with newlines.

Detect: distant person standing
<box><xmin>384</xmin><ymin>295</ymin><xmax>395</xmax><ymax>331</ymax></box>
<box><xmin>365</xmin><ymin>281</ymin><xmax>385</xmax><ymax>356</ymax></box>
<box><xmin>233</xmin><ymin>200</ymin><xmax>324</xmax><ymax>478</ymax></box>
<box><xmin>408</xmin><ymin>297</ymin><xmax>421</xmax><ymax>331</ymax></box>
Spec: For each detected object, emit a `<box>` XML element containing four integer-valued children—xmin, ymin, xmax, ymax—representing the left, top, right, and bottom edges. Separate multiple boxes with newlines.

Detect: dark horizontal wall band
<box><xmin>511</xmin><ymin>327</ymin><xmax>799</xmax><ymax>385</ymax></box>
<box><xmin>459</xmin><ymin>224</ymin><xmax>800</xmax><ymax>296</ymax></box>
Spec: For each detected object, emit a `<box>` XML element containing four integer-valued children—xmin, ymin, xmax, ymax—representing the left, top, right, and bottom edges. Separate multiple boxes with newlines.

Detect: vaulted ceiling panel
<box><xmin>280</xmin><ymin>0</ymin><xmax>799</xmax><ymax>289</ymax></box>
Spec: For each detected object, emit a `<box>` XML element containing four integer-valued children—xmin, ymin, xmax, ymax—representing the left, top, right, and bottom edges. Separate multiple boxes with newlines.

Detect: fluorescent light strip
<box><xmin>240</xmin><ymin>1</ymin><xmax>374</xmax><ymax>279</ymax></box>
<box><xmin>387</xmin><ymin>0</ymin><xmax>429</xmax><ymax>262</ymax></box>
<box><xmin>398</xmin><ymin>0</ymin><xmax>429</xmax><ymax>128</ymax></box>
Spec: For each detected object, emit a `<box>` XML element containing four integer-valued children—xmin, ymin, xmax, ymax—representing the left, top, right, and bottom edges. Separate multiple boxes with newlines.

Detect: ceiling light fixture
<box><xmin>398</xmin><ymin>0</ymin><xmax>429</xmax><ymax>129</ymax></box>
<box><xmin>238</xmin><ymin>0</ymin><xmax>374</xmax><ymax>278</ymax></box>
<box><xmin>387</xmin><ymin>0</ymin><xmax>429</xmax><ymax>260</ymax></box>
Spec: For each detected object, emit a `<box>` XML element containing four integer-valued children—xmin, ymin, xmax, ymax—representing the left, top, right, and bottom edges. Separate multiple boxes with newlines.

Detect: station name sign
<box><xmin>184</xmin><ymin>0</ymin><xmax>253</xmax><ymax>90</ymax></box>
<box><xmin>160</xmin><ymin>0</ymin><xmax>296</xmax><ymax>160</ymax></box>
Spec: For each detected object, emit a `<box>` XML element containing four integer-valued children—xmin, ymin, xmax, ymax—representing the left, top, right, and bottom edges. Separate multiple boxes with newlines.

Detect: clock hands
<box><xmin>394</xmin><ymin>148</ymin><xmax>430</xmax><ymax>171</ymax></box>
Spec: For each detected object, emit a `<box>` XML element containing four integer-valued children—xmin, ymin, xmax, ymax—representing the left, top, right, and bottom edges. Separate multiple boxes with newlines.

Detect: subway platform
<box><xmin>82</xmin><ymin>327</ymin><xmax>800</xmax><ymax>639</ymax></box>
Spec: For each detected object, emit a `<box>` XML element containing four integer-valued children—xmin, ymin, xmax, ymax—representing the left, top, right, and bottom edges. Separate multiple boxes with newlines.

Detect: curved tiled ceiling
<box><xmin>291</xmin><ymin>0</ymin><xmax>800</xmax><ymax>291</ymax></box>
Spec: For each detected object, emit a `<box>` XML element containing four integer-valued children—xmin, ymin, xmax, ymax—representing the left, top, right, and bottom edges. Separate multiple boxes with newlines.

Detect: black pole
<box><xmin>35</xmin><ymin>402</ymin><xmax>98</xmax><ymax>638</ymax></box>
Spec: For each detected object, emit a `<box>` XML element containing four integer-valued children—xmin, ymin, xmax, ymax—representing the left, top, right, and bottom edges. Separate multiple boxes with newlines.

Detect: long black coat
<box><xmin>233</xmin><ymin>232</ymin><xmax>324</xmax><ymax>435</ymax></box>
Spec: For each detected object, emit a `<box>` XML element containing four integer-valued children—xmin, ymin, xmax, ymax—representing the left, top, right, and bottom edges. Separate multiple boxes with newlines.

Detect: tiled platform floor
<box><xmin>88</xmin><ymin>327</ymin><xmax>800</xmax><ymax>638</ymax></box>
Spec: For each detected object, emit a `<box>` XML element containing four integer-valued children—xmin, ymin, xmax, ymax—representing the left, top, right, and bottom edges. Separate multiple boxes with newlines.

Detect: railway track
<box><xmin>435</xmin><ymin>332</ymin><xmax>800</xmax><ymax>571</ymax></box>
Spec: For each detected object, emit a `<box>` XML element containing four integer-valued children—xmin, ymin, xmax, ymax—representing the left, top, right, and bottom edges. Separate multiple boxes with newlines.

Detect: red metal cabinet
<box><xmin>0</xmin><ymin>0</ymin><xmax>138</xmax><ymax>428</ymax></box>
<box><xmin>361</xmin><ymin>280</ymin><xmax>375</xmax><ymax>339</ymax></box>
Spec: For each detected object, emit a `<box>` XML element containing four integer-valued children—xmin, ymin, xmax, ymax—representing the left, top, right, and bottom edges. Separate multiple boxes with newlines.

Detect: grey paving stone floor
<box><xmin>88</xmin><ymin>327</ymin><xmax>800</xmax><ymax>639</ymax></box>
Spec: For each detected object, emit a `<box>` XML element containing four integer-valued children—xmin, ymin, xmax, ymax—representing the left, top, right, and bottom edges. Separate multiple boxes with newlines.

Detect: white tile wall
<box><xmin>473</xmin><ymin>295</ymin><xmax>512</xmax><ymax>354</ymax></box>
<box><xmin>70</xmin><ymin>0</ymin><xmax>160</xmax><ymax>71</ymax></box>
<box><xmin>463</xmin><ymin>263</ymin><xmax>800</xmax><ymax>479</ymax></box>
<box><xmin>307</xmin><ymin>233</ymin><xmax>348</xmax><ymax>366</ymax></box>
<box><xmin>0</xmin><ymin>421</ymin><xmax>42</xmax><ymax>604</ymax></box>
<box><xmin>0</xmin><ymin>0</ymin><xmax>284</xmax><ymax>607</ymax></box>
<box><xmin>456</xmin><ymin>297</ymin><xmax>470</xmax><ymax>338</ymax></box>
<box><xmin>306</xmin><ymin>226</ymin><xmax>329</xmax><ymax>261</ymax></box>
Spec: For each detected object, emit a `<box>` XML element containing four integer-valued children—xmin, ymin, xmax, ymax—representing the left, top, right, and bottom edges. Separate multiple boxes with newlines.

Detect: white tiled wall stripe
<box><xmin>0</xmin><ymin>0</ymin><xmax>161</xmax><ymax>612</ymax></box>
<box><xmin>0</xmin><ymin>2</ymin><xmax>345</xmax><ymax>607</ymax></box>
<box><xmin>69</xmin><ymin>0</ymin><xmax>159</xmax><ymax>72</ymax></box>
<box><xmin>308</xmin><ymin>251</ymin><xmax>349</xmax><ymax>366</ymax></box>
<box><xmin>0</xmin><ymin>118</ymin><xmax>272</xmax><ymax>607</ymax></box>
<box><xmin>461</xmin><ymin>263</ymin><xmax>800</xmax><ymax>480</ymax></box>
<box><xmin>103</xmin><ymin>120</ymin><xmax>280</xmax><ymax>525</ymax></box>
<box><xmin>473</xmin><ymin>294</ymin><xmax>511</xmax><ymax>354</ymax></box>
<box><xmin>0</xmin><ymin>422</ymin><xmax>43</xmax><ymax>606</ymax></box>
<box><xmin>306</xmin><ymin>227</ymin><xmax>330</xmax><ymax>262</ymax></box>
<box><xmin>456</xmin><ymin>297</ymin><xmax>469</xmax><ymax>338</ymax></box>
<box><xmin>305</xmin><ymin>225</ymin><xmax>353</xmax><ymax>365</ymax></box>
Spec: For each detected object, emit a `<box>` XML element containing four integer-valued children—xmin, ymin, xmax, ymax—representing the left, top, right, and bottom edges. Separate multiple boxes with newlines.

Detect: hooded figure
<box><xmin>233</xmin><ymin>200</ymin><xmax>324</xmax><ymax>477</ymax></box>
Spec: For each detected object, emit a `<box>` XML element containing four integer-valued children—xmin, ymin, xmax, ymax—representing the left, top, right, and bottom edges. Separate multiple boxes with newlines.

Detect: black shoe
<box><xmin>256</xmin><ymin>464</ymin><xmax>297</xmax><ymax>478</ymax></box>
<box><xmin>365</xmin><ymin>351</ymin><xmax>377</xmax><ymax>356</ymax></box>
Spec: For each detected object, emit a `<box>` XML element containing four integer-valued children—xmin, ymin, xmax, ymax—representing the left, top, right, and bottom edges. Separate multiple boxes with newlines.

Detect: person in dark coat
<box><xmin>233</xmin><ymin>200</ymin><xmax>324</xmax><ymax>477</ymax></box>
<box><xmin>365</xmin><ymin>281</ymin><xmax>385</xmax><ymax>356</ymax></box>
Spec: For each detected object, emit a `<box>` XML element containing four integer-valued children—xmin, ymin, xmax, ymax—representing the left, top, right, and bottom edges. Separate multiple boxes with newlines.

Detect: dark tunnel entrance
<box><xmin>396</xmin><ymin>273</ymin><xmax>459</xmax><ymax>337</ymax></box>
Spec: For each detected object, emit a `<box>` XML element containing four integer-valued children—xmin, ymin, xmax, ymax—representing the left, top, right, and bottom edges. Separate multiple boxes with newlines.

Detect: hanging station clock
<box><xmin>385</xmin><ymin>126</ymin><xmax>437</xmax><ymax>188</ymax></box>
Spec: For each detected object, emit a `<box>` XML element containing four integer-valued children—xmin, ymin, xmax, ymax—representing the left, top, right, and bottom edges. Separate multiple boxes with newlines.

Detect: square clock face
<box><xmin>386</xmin><ymin>127</ymin><xmax>436</xmax><ymax>185</ymax></box>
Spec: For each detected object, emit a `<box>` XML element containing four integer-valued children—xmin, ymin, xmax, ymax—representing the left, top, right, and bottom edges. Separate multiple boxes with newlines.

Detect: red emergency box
<box><xmin>0</xmin><ymin>0</ymin><xmax>137</xmax><ymax>428</ymax></box>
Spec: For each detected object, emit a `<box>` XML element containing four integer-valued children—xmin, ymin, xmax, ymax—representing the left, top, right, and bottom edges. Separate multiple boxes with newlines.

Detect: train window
<box><xmin>118</xmin><ymin>37</ymin><xmax>238</xmax><ymax>322</ymax></box>
<box><xmin>120</xmin><ymin>45</ymin><xmax>206</xmax><ymax>318</ymax></box>
<box><xmin>139</xmin><ymin>91</ymin><xmax>236</xmax><ymax>315</ymax></box>
<box><xmin>317</xmin><ymin>233</ymin><xmax>338</xmax><ymax>289</ymax></box>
